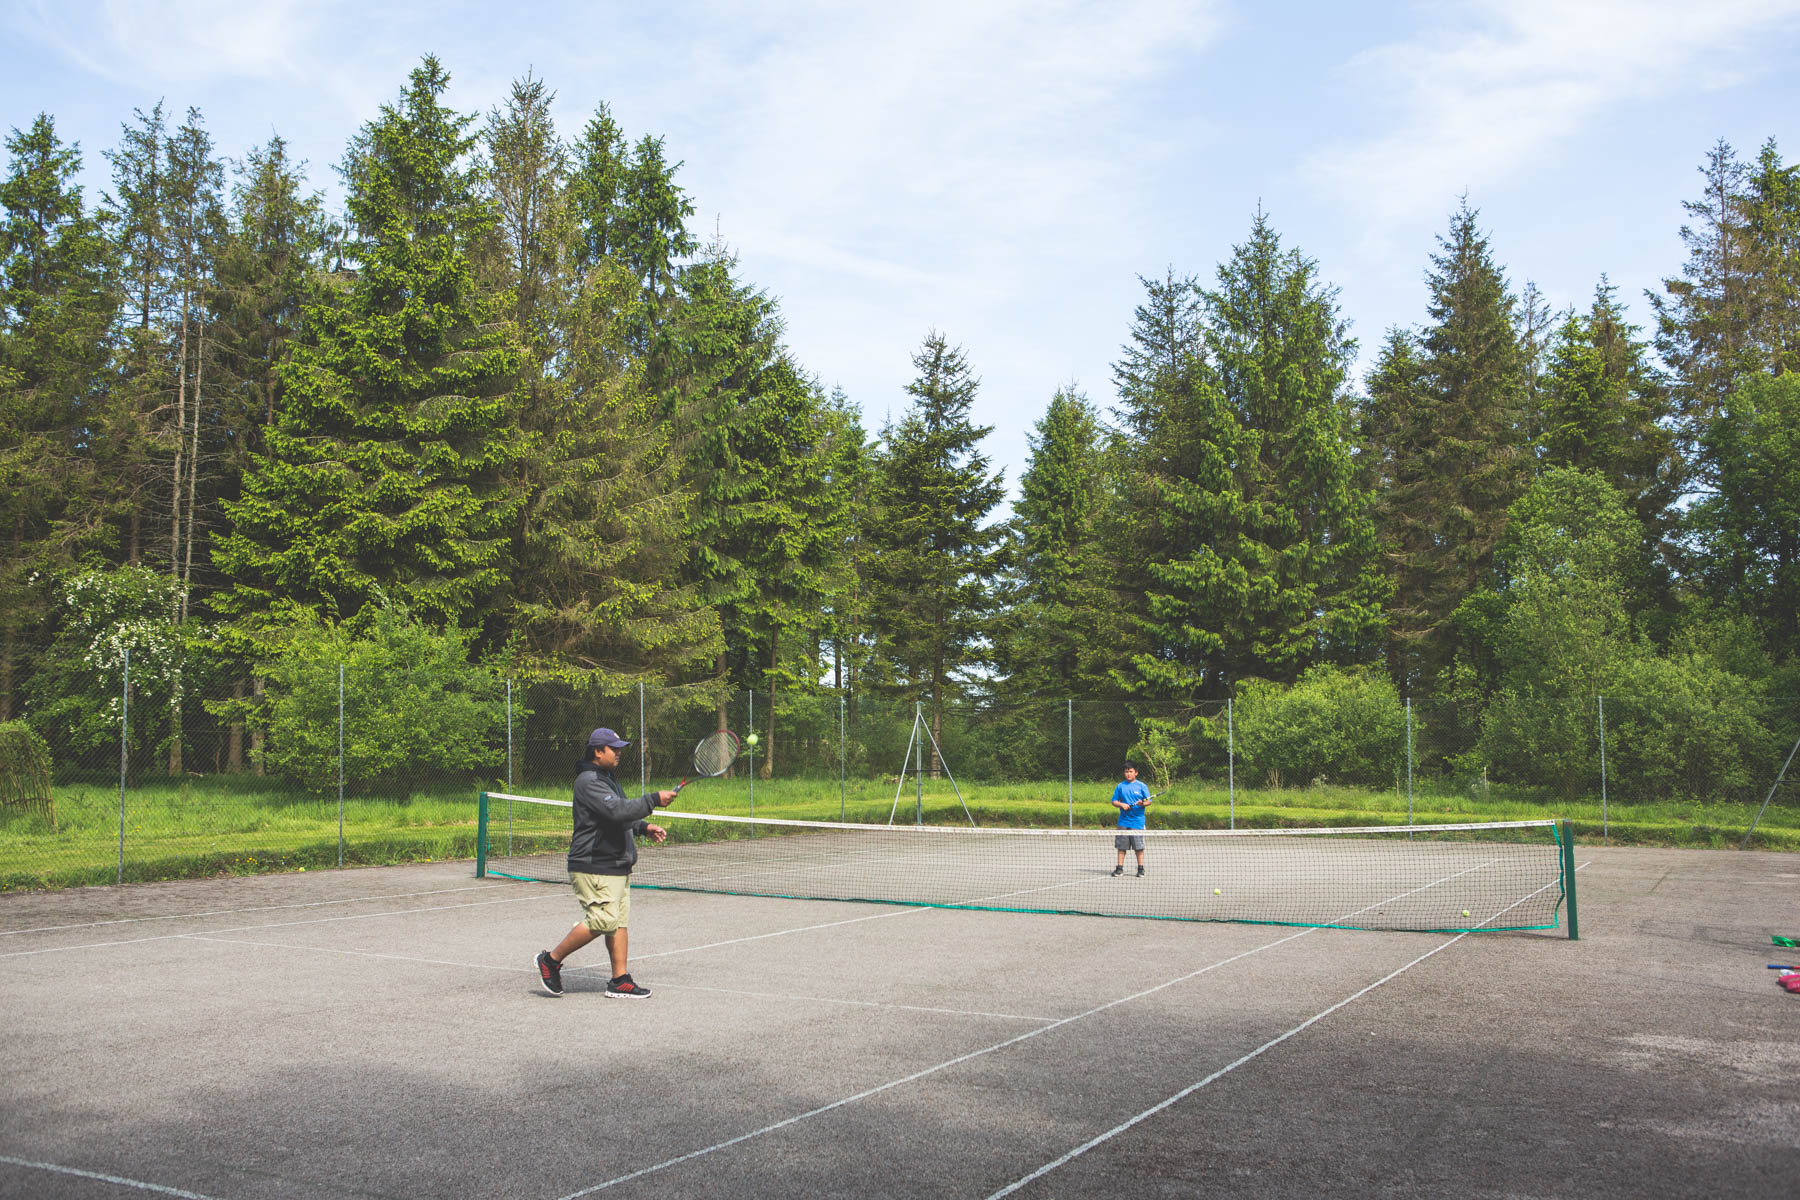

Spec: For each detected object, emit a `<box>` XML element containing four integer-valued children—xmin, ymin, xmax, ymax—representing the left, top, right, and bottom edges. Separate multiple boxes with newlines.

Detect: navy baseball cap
<box><xmin>587</xmin><ymin>727</ymin><xmax>630</xmax><ymax>749</ymax></box>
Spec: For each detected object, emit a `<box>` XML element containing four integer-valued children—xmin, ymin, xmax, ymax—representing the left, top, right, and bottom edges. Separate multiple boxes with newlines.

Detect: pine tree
<box><xmin>863</xmin><ymin>332</ymin><xmax>1006</xmax><ymax>758</ymax></box>
<box><xmin>1366</xmin><ymin>202</ymin><xmax>1529</xmax><ymax>692</ymax></box>
<box><xmin>0</xmin><ymin>114</ymin><xmax>115</xmax><ymax>719</ymax></box>
<box><xmin>1001</xmin><ymin>386</ymin><xmax>1119</xmax><ymax>697</ymax></box>
<box><xmin>1114</xmin><ymin>215</ymin><xmax>1384</xmax><ymax>699</ymax></box>
<box><xmin>1538</xmin><ymin>280</ymin><xmax>1680</xmax><ymax>561</ymax></box>
<box><xmin>215</xmin><ymin>56</ymin><xmax>523</xmax><ymax>635</ymax></box>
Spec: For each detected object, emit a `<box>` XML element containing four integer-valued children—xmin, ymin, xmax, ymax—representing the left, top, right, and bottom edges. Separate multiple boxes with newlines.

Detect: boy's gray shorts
<box><xmin>1114</xmin><ymin>834</ymin><xmax>1145</xmax><ymax>851</ymax></box>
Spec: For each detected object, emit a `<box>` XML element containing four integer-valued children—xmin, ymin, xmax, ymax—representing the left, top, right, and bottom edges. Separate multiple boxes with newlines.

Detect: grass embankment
<box><xmin>3</xmin><ymin>773</ymin><xmax>1793</xmax><ymax>892</ymax></box>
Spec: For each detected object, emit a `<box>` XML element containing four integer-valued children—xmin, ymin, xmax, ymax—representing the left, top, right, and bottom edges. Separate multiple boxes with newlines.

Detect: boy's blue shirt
<box><xmin>1111</xmin><ymin>778</ymin><xmax>1151</xmax><ymax>829</ymax></box>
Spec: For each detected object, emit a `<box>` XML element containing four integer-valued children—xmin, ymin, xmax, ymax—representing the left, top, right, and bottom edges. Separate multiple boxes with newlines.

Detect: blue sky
<box><xmin>6</xmin><ymin>0</ymin><xmax>1799</xmax><ymax>502</ymax></box>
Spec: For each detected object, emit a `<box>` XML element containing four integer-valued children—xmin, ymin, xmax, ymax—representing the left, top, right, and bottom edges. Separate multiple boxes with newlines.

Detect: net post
<box><xmin>476</xmin><ymin>792</ymin><xmax>489</xmax><ymax>878</ymax></box>
<box><xmin>1559</xmin><ymin>819</ymin><xmax>1579</xmax><ymax>940</ymax></box>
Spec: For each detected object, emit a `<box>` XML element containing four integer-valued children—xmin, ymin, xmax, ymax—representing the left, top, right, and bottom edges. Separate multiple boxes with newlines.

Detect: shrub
<box><xmin>0</xmin><ymin>721</ymin><xmax>55</xmax><ymax>826</ymax></box>
<box><xmin>259</xmin><ymin>605</ymin><xmax>505</xmax><ymax>792</ymax></box>
<box><xmin>1231</xmin><ymin>667</ymin><xmax>1406</xmax><ymax>787</ymax></box>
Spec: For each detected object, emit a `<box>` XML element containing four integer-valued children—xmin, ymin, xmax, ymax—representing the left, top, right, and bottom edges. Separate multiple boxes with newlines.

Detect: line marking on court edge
<box><xmin>0</xmin><ymin>889</ymin><xmax>557</xmax><ymax>960</ymax></box>
<box><xmin>984</xmin><ymin>932</ymin><xmax>1467</xmax><ymax>1198</ymax></box>
<box><xmin>985</xmin><ymin>861</ymin><xmax>1594</xmax><ymax>1196</ymax></box>
<box><xmin>667</xmin><ymin>982</ymin><xmax>1059</xmax><ymax>1023</ymax></box>
<box><xmin>172</xmin><ymin>934</ymin><xmax>1059</xmax><ymax>1023</ymax></box>
<box><xmin>0</xmin><ymin>1154</ymin><xmax>231</xmax><ymax>1199</ymax></box>
<box><xmin>552</xmin><ymin>925</ymin><xmax>1323</xmax><ymax>1200</ymax></box>
<box><xmin>0</xmin><ymin>881</ymin><xmax>524</xmax><ymax>938</ymax></box>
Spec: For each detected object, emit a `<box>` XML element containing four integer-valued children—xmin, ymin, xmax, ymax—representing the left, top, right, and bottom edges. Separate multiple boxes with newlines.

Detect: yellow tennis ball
<box><xmin>1213</xmin><ymin>888</ymin><xmax>1221</xmax><ymax>895</ymax></box>
<box><xmin>1462</xmin><ymin>910</ymin><xmax>1471</xmax><ymax>918</ymax></box>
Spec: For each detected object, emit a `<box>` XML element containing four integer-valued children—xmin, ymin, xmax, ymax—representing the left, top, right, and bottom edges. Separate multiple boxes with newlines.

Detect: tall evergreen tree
<box><xmin>1366</xmin><ymin>202</ymin><xmax>1529</xmax><ymax>692</ymax></box>
<box><xmin>1538</xmin><ymin>280</ymin><xmax>1680</xmax><ymax>573</ymax></box>
<box><xmin>215</xmin><ymin>56</ymin><xmax>523</xmax><ymax>635</ymax></box>
<box><xmin>1115</xmin><ymin>216</ymin><xmax>1384</xmax><ymax>700</ymax></box>
<box><xmin>863</xmin><ymin>332</ymin><xmax>1006</xmax><ymax>756</ymax></box>
<box><xmin>1000</xmin><ymin>386</ymin><xmax>1119</xmax><ymax>697</ymax></box>
<box><xmin>0</xmin><ymin>114</ymin><xmax>115</xmax><ymax>719</ymax></box>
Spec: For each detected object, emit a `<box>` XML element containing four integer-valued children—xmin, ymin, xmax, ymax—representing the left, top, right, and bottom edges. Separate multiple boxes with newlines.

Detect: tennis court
<box><xmin>1</xmin><ymin>842</ymin><xmax>1794</xmax><ymax>1198</ymax></box>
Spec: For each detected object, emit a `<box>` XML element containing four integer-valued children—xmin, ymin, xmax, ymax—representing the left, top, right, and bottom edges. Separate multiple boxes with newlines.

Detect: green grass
<box><xmin>4</xmin><ymin>772</ymin><xmax>1794</xmax><ymax>892</ymax></box>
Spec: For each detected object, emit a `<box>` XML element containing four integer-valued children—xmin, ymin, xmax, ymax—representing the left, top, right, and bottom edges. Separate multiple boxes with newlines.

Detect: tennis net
<box><xmin>476</xmin><ymin>792</ymin><xmax>1576</xmax><ymax>935</ymax></box>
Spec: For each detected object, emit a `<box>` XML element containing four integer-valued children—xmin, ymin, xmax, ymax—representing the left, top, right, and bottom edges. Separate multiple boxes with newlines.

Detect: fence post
<box><xmin>337</xmin><ymin>663</ymin><xmax>348</xmax><ymax>867</ymax></box>
<box><xmin>839</xmin><ymin>692</ymin><xmax>846</xmax><ymax>821</ymax></box>
<box><xmin>748</xmin><ymin>689</ymin><xmax>756</xmax><ymax>823</ymax></box>
<box><xmin>1597</xmin><ymin>695</ymin><xmax>1608</xmax><ymax>846</ymax></box>
<box><xmin>915</xmin><ymin>700</ymin><xmax>924</xmax><ymax>826</ymax></box>
<box><xmin>506</xmin><ymin>678</ymin><xmax>514</xmax><ymax>791</ymax></box>
<box><xmin>1227</xmin><ymin>696</ymin><xmax>1235</xmax><ymax>831</ymax></box>
<box><xmin>118</xmin><ymin>646</ymin><xmax>128</xmax><ymax>886</ymax></box>
<box><xmin>638</xmin><ymin>681</ymin><xmax>646</xmax><ymax>795</ymax></box>
<box><xmin>1067</xmin><ymin>699</ymin><xmax>1073</xmax><ymax>830</ymax></box>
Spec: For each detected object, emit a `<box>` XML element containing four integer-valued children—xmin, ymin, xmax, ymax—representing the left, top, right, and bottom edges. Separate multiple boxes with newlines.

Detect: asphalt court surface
<box><xmin>1</xmin><ymin>845</ymin><xmax>1795</xmax><ymax>1198</ymax></box>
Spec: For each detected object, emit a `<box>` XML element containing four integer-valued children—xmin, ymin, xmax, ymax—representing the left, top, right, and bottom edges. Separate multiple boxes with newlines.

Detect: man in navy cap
<box><xmin>536</xmin><ymin>727</ymin><xmax>675</xmax><ymax>998</ymax></box>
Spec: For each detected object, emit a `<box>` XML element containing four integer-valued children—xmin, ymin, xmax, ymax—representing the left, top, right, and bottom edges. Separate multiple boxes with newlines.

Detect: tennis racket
<box><xmin>672</xmin><ymin>729</ymin><xmax>741</xmax><ymax>795</ymax></box>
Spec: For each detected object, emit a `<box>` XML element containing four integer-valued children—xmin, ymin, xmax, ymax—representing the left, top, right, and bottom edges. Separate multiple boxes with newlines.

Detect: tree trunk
<box><xmin>251</xmin><ymin>676</ymin><xmax>266</xmax><ymax>776</ymax></box>
<box><xmin>761</xmin><ymin>632</ymin><xmax>778</xmax><ymax>781</ymax></box>
<box><xmin>714</xmin><ymin>655</ymin><xmax>732</xmax><ymax>778</ymax></box>
<box><xmin>227</xmin><ymin>676</ymin><xmax>245</xmax><ymax>772</ymax></box>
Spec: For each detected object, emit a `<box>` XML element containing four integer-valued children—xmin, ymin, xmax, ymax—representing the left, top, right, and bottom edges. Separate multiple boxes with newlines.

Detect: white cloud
<box><xmin>1305</xmin><ymin>0</ymin><xmax>1800</xmax><ymax>237</ymax></box>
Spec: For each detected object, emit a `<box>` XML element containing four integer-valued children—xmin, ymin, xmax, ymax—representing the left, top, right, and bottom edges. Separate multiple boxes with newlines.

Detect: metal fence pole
<box><xmin>506</xmin><ymin>678</ymin><xmax>514</xmax><ymax>791</ymax></box>
<box><xmin>1067</xmin><ymin>699</ymin><xmax>1073</xmax><ymax>829</ymax></box>
<box><xmin>638</xmin><ymin>681</ymin><xmax>646</xmax><ymax>795</ymax></box>
<box><xmin>839</xmin><ymin>692</ymin><xmax>846</xmax><ymax>821</ymax></box>
<box><xmin>748</xmin><ymin>689</ymin><xmax>756</xmax><ymax>822</ymax></box>
<box><xmin>1598</xmin><ymin>694</ymin><xmax>1609</xmax><ymax>846</ymax></box>
<box><xmin>337</xmin><ymin>663</ymin><xmax>345</xmax><ymax>869</ymax></box>
<box><xmin>915</xmin><ymin>700</ymin><xmax>924</xmax><ymax>826</ymax></box>
<box><xmin>1227</xmin><ymin>696</ymin><xmax>1235</xmax><ymax>831</ymax></box>
<box><xmin>118</xmin><ymin>646</ymin><xmax>128</xmax><ymax>886</ymax></box>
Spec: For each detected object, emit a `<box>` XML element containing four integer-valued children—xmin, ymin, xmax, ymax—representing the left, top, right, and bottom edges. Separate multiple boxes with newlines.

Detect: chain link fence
<box><xmin>1</xmin><ymin>636</ymin><xmax>1795</xmax><ymax>890</ymax></box>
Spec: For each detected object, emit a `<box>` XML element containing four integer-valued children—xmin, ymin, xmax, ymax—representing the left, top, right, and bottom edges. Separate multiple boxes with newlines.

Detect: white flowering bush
<box><xmin>25</xmin><ymin>566</ymin><xmax>199</xmax><ymax>766</ymax></box>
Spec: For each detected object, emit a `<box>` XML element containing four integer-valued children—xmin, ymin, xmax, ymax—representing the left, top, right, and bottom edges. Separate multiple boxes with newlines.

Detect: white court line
<box><xmin>670</xmin><ymin>983</ymin><xmax>1058</xmax><ymax>1023</ymax></box>
<box><xmin>552</xmin><ymin>851</ymin><xmax>1582</xmax><ymax>1197</ymax></box>
<box><xmin>985</xmin><ymin>933</ymin><xmax>1466</xmax><ymax>1198</ymax></box>
<box><xmin>164</xmin><ymin>936</ymin><xmax>1057</xmax><ymax>1023</ymax></box>
<box><xmin>0</xmin><ymin>890</ymin><xmax>555</xmax><ymax>960</ymax></box>
<box><xmin>985</xmin><ymin>859</ymin><xmax>1593</xmax><ymax>1196</ymax></box>
<box><xmin>0</xmin><ymin>1154</ymin><xmax>230</xmax><ymax>1199</ymax></box>
<box><xmin>0</xmin><ymin>881</ymin><xmax>521</xmax><ymax>938</ymax></box>
<box><xmin>552</xmin><ymin>926</ymin><xmax>1322</xmax><ymax>1199</ymax></box>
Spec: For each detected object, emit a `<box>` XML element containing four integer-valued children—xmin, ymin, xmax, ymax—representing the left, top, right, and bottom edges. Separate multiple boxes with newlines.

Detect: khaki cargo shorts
<box><xmin>570</xmin><ymin>871</ymin><xmax>631</xmax><ymax>933</ymax></box>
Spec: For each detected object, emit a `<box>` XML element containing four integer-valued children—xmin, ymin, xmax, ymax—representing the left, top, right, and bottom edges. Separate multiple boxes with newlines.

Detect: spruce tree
<box><xmin>0</xmin><ymin>114</ymin><xmax>115</xmax><ymax>718</ymax></box>
<box><xmin>215</xmin><ymin>56</ymin><xmax>522</xmax><ymax>635</ymax></box>
<box><xmin>863</xmin><ymin>332</ymin><xmax>1006</xmax><ymax>753</ymax></box>
<box><xmin>1002</xmin><ymin>386</ymin><xmax>1119</xmax><ymax>698</ymax></box>
<box><xmin>1366</xmin><ymin>202</ymin><xmax>1529</xmax><ymax>691</ymax></box>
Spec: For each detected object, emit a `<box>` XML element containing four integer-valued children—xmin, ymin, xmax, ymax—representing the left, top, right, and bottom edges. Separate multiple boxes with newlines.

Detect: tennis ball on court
<box><xmin>1462</xmin><ymin>910</ymin><xmax>1471</xmax><ymax>917</ymax></box>
<box><xmin>1213</xmin><ymin>888</ymin><xmax>1221</xmax><ymax>895</ymax></box>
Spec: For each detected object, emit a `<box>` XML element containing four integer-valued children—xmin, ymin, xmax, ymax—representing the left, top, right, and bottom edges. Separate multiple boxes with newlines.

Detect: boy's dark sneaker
<box><xmin>1136</xmin><ymin>866</ymin><xmax>1146</xmax><ymax>877</ymax></box>
<box><xmin>606</xmin><ymin>974</ymin><xmax>651</xmax><ymax>999</ymax></box>
<box><xmin>1110</xmin><ymin>865</ymin><xmax>1124</xmax><ymax>877</ymax></box>
<box><xmin>536</xmin><ymin>950</ymin><xmax>563</xmax><ymax>996</ymax></box>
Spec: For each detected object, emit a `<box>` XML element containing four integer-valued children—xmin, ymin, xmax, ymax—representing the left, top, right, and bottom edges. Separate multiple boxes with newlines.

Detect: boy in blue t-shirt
<box><xmin>1110</xmin><ymin>762</ymin><xmax>1152</xmax><ymax>877</ymax></box>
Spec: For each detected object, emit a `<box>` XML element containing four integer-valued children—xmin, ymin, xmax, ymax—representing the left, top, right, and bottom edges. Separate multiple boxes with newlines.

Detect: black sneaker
<box><xmin>536</xmin><ymin>950</ymin><xmax>563</xmax><ymax>996</ymax></box>
<box><xmin>606</xmin><ymin>974</ymin><xmax>651</xmax><ymax>999</ymax></box>
<box><xmin>1136</xmin><ymin>866</ymin><xmax>1146</xmax><ymax>877</ymax></box>
<box><xmin>1111</xmin><ymin>865</ymin><xmax>1124</xmax><ymax>877</ymax></box>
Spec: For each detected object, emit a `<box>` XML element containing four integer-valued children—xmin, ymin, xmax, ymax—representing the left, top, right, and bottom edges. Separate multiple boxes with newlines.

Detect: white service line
<box><xmin>0</xmin><ymin>881</ymin><xmax>523</xmax><ymax>937</ymax></box>
<box><xmin>984</xmin><ymin>933</ymin><xmax>1465</xmax><ymax>1197</ymax></box>
<box><xmin>0</xmin><ymin>889</ymin><xmax>554</xmax><ymax>960</ymax></box>
<box><xmin>551</xmin><ymin>925</ymin><xmax>1322</xmax><ymax>1199</ymax></box>
<box><xmin>983</xmin><ymin>857</ymin><xmax>1594</xmax><ymax>1196</ymax></box>
<box><xmin>0</xmin><ymin>1154</ymin><xmax>230</xmax><ymax>1199</ymax></box>
<box><xmin>670</xmin><ymin>982</ymin><xmax>1058</xmax><ymax>1023</ymax></box>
